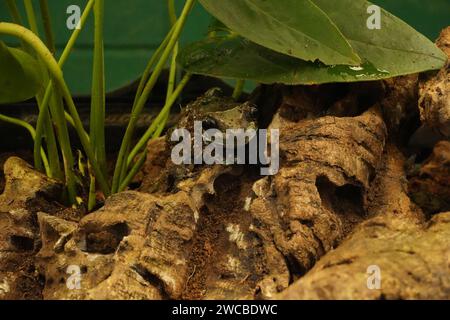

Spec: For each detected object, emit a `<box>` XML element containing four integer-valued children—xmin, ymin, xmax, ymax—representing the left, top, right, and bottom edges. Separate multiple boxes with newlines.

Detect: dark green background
<box><xmin>0</xmin><ymin>0</ymin><xmax>449</xmax><ymax>95</ymax></box>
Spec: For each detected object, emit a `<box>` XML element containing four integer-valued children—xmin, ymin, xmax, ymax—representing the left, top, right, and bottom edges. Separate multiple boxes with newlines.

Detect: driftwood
<box><xmin>279</xmin><ymin>145</ymin><xmax>450</xmax><ymax>299</ymax></box>
<box><xmin>0</xmin><ymin>28</ymin><xmax>449</xmax><ymax>301</ymax></box>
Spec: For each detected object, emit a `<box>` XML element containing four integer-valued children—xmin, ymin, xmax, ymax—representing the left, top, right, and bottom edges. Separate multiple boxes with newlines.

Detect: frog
<box><xmin>168</xmin><ymin>87</ymin><xmax>258</xmax><ymax>146</ymax></box>
<box><xmin>141</xmin><ymin>88</ymin><xmax>259</xmax><ymax>194</ymax></box>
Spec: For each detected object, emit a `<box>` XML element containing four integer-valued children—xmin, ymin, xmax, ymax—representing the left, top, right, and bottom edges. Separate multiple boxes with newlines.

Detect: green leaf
<box><xmin>312</xmin><ymin>0</ymin><xmax>447</xmax><ymax>76</ymax></box>
<box><xmin>198</xmin><ymin>0</ymin><xmax>361</xmax><ymax>65</ymax></box>
<box><xmin>180</xmin><ymin>0</ymin><xmax>447</xmax><ymax>85</ymax></box>
<box><xmin>0</xmin><ymin>41</ymin><xmax>43</xmax><ymax>104</ymax></box>
<box><xmin>179</xmin><ymin>34</ymin><xmax>445</xmax><ymax>85</ymax></box>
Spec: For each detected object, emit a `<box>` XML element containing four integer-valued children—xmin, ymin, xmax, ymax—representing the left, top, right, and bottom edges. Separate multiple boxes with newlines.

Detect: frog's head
<box><xmin>177</xmin><ymin>88</ymin><xmax>258</xmax><ymax>134</ymax></box>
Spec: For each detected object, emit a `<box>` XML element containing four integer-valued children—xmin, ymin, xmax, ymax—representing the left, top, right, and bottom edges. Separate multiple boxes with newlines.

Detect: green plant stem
<box><xmin>23</xmin><ymin>0</ymin><xmax>62</xmax><ymax>179</ymax></box>
<box><xmin>33</xmin><ymin>0</ymin><xmax>94</xmax><ymax>184</ymax></box>
<box><xmin>166</xmin><ymin>42</ymin><xmax>179</xmax><ymax>104</ymax></box>
<box><xmin>166</xmin><ymin>0</ymin><xmax>178</xmax><ymax>101</ymax></box>
<box><xmin>48</xmin><ymin>91</ymin><xmax>77</xmax><ymax>204</ymax></box>
<box><xmin>133</xmin><ymin>25</ymin><xmax>176</xmax><ymax>109</ymax></box>
<box><xmin>5</xmin><ymin>0</ymin><xmax>23</xmax><ymax>24</ymax></box>
<box><xmin>118</xmin><ymin>145</ymin><xmax>130</xmax><ymax>185</ymax></box>
<box><xmin>0</xmin><ymin>113</ymin><xmax>51</xmax><ymax>176</ymax></box>
<box><xmin>23</xmin><ymin>0</ymin><xmax>39</xmax><ymax>34</ymax></box>
<box><xmin>111</xmin><ymin>0</ymin><xmax>196</xmax><ymax>194</ymax></box>
<box><xmin>118</xmin><ymin>148</ymin><xmax>147</xmax><ymax>193</ymax></box>
<box><xmin>232</xmin><ymin>79</ymin><xmax>245</xmax><ymax>100</ymax></box>
<box><xmin>39</xmin><ymin>0</ymin><xmax>56</xmax><ymax>54</ymax></box>
<box><xmin>162</xmin><ymin>0</ymin><xmax>179</xmax><ymax>139</ymax></box>
<box><xmin>131</xmin><ymin>0</ymin><xmax>176</xmax><ymax>106</ymax></box>
<box><xmin>0</xmin><ymin>22</ymin><xmax>110</xmax><ymax>197</ymax></box>
<box><xmin>33</xmin><ymin>0</ymin><xmax>94</xmax><ymax>167</ymax></box>
<box><xmin>90</xmin><ymin>0</ymin><xmax>107</xmax><ymax>179</ymax></box>
<box><xmin>120</xmin><ymin>78</ymin><xmax>185</xmax><ymax>192</ymax></box>
<box><xmin>168</xmin><ymin>0</ymin><xmax>177</xmax><ymax>26</ymax></box>
<box><xmin>25</xmin><ymin>0</ymin><xmax>75</xmax><ymax>201</ymax></box>
<box><xmin>5</xmin><ymin>0</ymin><xmax>30</xmax><ymax>51</ymax></box>
<box><xmin>127</xmin><ymin>73</ymin><xmax>191</xmax><ymax>167</ymax></box>
<box><xmin>88</xmin><ymin>164</ymin><xmax>96</xmax><ymax>212</ymax></box>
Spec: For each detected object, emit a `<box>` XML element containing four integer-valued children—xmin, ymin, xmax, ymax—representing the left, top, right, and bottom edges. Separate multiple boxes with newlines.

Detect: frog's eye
<box><xmin>249</xmin><ymin>107</ymin><xmax>259</xmax><ymax>119</ymax></box>
<box><xmin>202</xmin><ymin>117</ymin><xmax>218</xmax><ymax>130</ymax></box>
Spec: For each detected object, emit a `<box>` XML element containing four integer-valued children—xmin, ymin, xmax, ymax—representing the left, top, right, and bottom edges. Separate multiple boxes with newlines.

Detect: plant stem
<box><xmin>23</xmin><ymin>0</ymin><xmax>62</xmax><ymax>179</ymax></box>
<box><xmin>23</xmin><ymin>0</ymin><xmax>39</xmax><ymax>34</ymax></box>
<box><xmin>166</xmin><ymin>44</ymin><xmax>179</xmax><ymax>100</ymax></box>
<box><xmin>168</xmin><ymin>0</ymin><xmax>177</xmax><ymax>26</ymax></box>
<box><xmin>0</xmin><ymin>22</ymin><xmax>110</xmax><ymax>196</ymax></box>
<box><xmin>111</xmin><ymin>0</ymin><xmax>196</xmax><ymax>194</ymax></box>
<box><xmin>5</xmin><ymin>0</ymin><xmax>23</xmax><ymax>24</ymax></box>
<box><xmin>33</xmin><ymin>0</ymin><xmax>94</xmax><ymax>184</ymax></box>
<box><xmin>127</xmin><ymin>73</ymin><xmax>191</xmax><ymax>167</ymax></box>
<box><xmin>25</xmin><ymin>0</ymin><xmax>75</xmax><ymax>200</ymax></box>
<box><xmin>133</xmin><ymin>25</ymin><xmax>176</xmax><ymax>109</ymax></box>
<box><xmin>38</xmin><ymin>0</ymin><xmax>56</xmax><ymax>54</ymax></box>
<box><xmin>160</xmin><ymin>0</ymin><xmax>179</xmax><ymax>139</ymax></box>
<box><xmin>232</xmin><ymin>79</ymin><xmax>245</xmax><ymax>100</ymax></box>
<box><xmin>131</xmin><ymin>0</ymin><xmax>176</xmax><ymax>107</ymax></box>
<box><xmin>90</xmin><ymin>0</ymin><xmax>107</xmax><ymax>179</ymax></box>
<box><xmin>0</xmin><ymin>113</ymin><xmax>51</xmax><ymax>176</ymax></box>
<box><xmin>120</xmin><ymin>77</ymin><xmax>190</xmax><ymax>191</ymax></box>
<box><xmin>48</xmin><ymin>91</ymin><xmax>77</xmax><ymax>204</ymax></box>
<box><xmin>88</xmin><ymin>165</ymin><xmax>96</xmax><ymax>212</ymax></box>
<box><xmin>118</xmin><ymin>148</ymin><xmax>147</xmax><ymax>193</ymax></box>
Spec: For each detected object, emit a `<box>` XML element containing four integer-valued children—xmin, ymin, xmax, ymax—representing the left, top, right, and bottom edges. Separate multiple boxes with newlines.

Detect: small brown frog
<box><xmin>142</xmin><ymin>88</ymin><xmax>258</xmax><ymax>193</ymax></box>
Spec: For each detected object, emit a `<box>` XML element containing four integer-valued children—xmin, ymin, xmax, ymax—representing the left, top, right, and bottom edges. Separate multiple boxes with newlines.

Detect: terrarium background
<box><xmin>0</xmin><ymin>0</ymin><xmax>449</xmax><ymax>95</ymax></box>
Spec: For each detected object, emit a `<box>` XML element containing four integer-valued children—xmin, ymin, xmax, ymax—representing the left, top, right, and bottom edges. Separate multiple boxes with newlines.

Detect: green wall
<box><xmin>0</xmin><ymin>0</ymin><xmax>448</xmax><ymax>95</ymax></box>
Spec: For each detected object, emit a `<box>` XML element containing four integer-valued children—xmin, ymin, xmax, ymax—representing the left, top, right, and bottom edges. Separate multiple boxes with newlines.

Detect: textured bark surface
<box><xmin>278</xmin><ymin>147</ymin><xmax>450</xmax><ymax>299</ymax></box>
<box><xmin>408</xmin><ymin>141</ymin><xmax>450</xmax><ymax>215</ymax></box>
<box><xmin>419</xmin><ymin>27</ymin><xmax>450</xmax><ymax>139</ymax></box>
<box><xmin>0</xmin><ymin>157</ymin><xmax>62</xmax><ymax>299</ymax></box>
<box><xmin>1</xmin><ymin>28</ymin><xmax>449</xmax><ymax>300</ymax></box>
<box><xmin>248</xmin><ymin>105</ymin><xmax>387</xmax><ymax>298</ymax></box>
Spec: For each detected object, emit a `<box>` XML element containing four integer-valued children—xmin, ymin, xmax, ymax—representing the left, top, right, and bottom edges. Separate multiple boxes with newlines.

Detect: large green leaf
<box><xmin>198</xmin><ymin>0</ymin><xmax>361</xmax><ymax>66</ymax></box>
<box><xmin>312</xmin><ymin>0</ymin><xmax>447</xmax><ymax>76</ymax></box>
<box><xmin>179</xmin><ymin>34</ymin><xmax>445</xmax><ymax>85</ymax></box>
<box><xmin>0</xmin><ymin>42</ymin><xmax>43</xmax><ymax>104</ymax></box>
<box><xmin>180</xmin><ymin>0</ymin><xmax>447</xmax><ymax>85</ymax></box>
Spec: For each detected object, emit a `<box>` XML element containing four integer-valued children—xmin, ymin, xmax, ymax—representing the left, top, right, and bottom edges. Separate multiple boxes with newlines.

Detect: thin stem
<box><xmin>23</xmin><ymin>0</ymin><xmax>39</xmax><ymax>35</ymax></box>
<box><xmin>48</xmin><ymin>90</ymin><xmax>77</xmax><ymax>204</ymax></box>
<box><xmin>133</xmin><ymin>25</ymin><xmax>176</xmax><ymax>109</ymax></box>
<box><xmin>5</xmin><ymin>0</ymin><xmax>23</xmax><ymax>24</ymax></box>
<box><xmin>90</xmin><ymin>0</ymin><xmax>107</xmax><ymax>177</ymax></box>
<box><xmin>0</xmin><ymin>114</ymin><xmax>51</xmax><ymax>176</ymax></box>
<box><xmin>25</xmin><ymin>0</ymin><xmax>75</xmax><ymax>200</ymax></box>
<box><xmin>23</xmin><ymin>0</ymin><xmax>62</xmax><ymax>179</ymax></box>
<box><xmin>165</xmin><ymin>0</ymin><xmax>178</xmax><ymax>103</ymax></box>
<box><xmin>166</xmin><ymin>45</ymin><xmax>179</xmax><ymax>100</ymax></box>
<box><xmin>0</xmin><ymin>22</ymin><xmax>110</xmax><ymax>196</ymax></box>
<box><xmin>39</xmin><ymin>0</ymin><xmax>56</xmax><ymax>54</ymax></box>
<box><xmin>232</xmin><ymin>79</ymin><xmax>245</xmax><ymax>100</ymax></box>
<box><xmin>127</xmin><ymin>73</ymin><xmax>191</xmax><ymax>167</ymax></box>
<box><xmin>88</xmin><ymin>165</ymin><xmax>96</xmax><ymax>212</ymax></box>
<box><xmin>118</xmin><ymin>149</ymin><xmax>147</xmax><ymax>193</ymax></box>
<box><xmin>33</xmin><ymin>0</ymin><xmax>94</xmax><ymax>183</ymax></box>
<box><xmin>168</xmin><ymin>0</ymin><xmax>177</xmax><ymax>26</ymax></box>
<box><xmin>111</xmin><ymin>0</ymin><xmax>196</xmax><ymax>194</ymax></box>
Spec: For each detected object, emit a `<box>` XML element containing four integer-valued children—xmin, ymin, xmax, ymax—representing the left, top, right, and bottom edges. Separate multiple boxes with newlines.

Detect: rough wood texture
<box><xmin>408</xmin><ymin>141</ymin><xmax>450</xmax><ymax>214</ymax></box>
<box><xmin>419</xmin><ymin>27</ymin><xmax>450</xmax><ymax>139</ymax></box>
<box><xmin>278</xmin><ymin>146</ymin><xmax>450</xmax><ymax>300</ymax></box>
